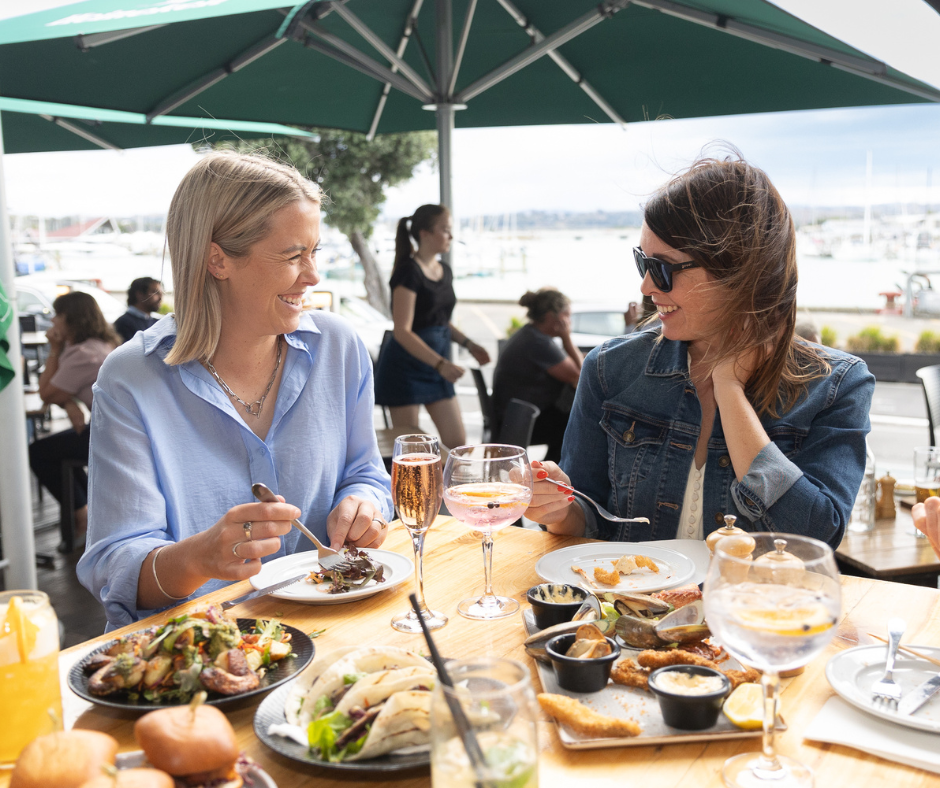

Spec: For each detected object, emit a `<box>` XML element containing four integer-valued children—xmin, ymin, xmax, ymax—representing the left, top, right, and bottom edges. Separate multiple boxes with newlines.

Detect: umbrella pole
<box><xmin>436</xmin><ymin>103</ymin><xmax>454</xmax><ymax>213</ymax></box>
<box><xmin>0</xmin><ymin>111</ymin><xmax>38</xmax><ymax>590</ymax></box>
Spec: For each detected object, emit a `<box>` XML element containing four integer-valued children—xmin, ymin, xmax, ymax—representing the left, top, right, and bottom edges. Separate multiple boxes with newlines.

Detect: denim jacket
<box><xmin>559</xmin><ymin>329</ymin><xmax>874</xmax><ymax>547</ymax></box>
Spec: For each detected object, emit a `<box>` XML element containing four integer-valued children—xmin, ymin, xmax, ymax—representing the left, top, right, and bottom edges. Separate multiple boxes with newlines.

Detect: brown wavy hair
<box><xmin>643</xmin><ymin>149</ymin><xmax>828</xmax><ymax>417</ymax></box>
<box><xmin>393</xmin><ymin>204</ymin><xmax>449</xmax><ymax>274</ymax></box>
<box><xmin>53</xmin><ymin>291</ymin><xmax>119</xmax><ymax>348</ymax></box>
<box><xmin>519</xmin><ymin>288</ymin><xmax>570</xmax><ymax>323</ymax></box>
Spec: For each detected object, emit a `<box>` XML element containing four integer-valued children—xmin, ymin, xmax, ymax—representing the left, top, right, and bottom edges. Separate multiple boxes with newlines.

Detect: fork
<box><xmin>251</xmin><ymin>482</ymin><xmax>344</xmax><ymax>570</ymax></box>
<box><xmin>547</xmin><ymin>478</ymin><xmax>650</xmax><ymax>524</ymax></box>
<box><xmin>871</xmin><ymin>617</ymin><xmax>906</xmax><ymax>707</ymax></box>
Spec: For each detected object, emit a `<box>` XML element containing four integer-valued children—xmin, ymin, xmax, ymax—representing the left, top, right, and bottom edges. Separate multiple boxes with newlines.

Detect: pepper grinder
<box><xmin>706</xmin><ymin>514</ymin><xmax>756</xmax><ymax>556</ymax></box>
<box><xmin>875</xmin><ymin>472</ymin><xmax>896</xmax><ymax>520</ymax></box>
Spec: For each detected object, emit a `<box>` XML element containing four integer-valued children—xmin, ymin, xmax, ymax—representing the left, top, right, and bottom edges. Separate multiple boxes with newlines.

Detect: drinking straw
<box><xmin>408</xmin><ymin>593</ymin><xmax>491</xmax><ymax>788</ymax></box>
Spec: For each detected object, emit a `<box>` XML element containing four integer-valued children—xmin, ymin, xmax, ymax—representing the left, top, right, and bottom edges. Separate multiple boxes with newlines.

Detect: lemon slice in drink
<box><xmin>734</xmin><ymin>602</ymin><xmax>833</xmax><ymax>637</ymax></box>
<box><xmin>723</xmin><ymin>683</ymin><xmax>764</xmax><ymax>730</ymax></box>
<box><xmin>3</xmin><ymin>595</ymin><xmax>40</xmax><ymax>662</ymax></box>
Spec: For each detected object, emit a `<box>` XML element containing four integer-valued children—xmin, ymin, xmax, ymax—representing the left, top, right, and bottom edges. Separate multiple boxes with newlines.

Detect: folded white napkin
<box><xmin>803</xmin><ymin>696</ymin><xmax>940</xmax><ymax>774</ymax></box>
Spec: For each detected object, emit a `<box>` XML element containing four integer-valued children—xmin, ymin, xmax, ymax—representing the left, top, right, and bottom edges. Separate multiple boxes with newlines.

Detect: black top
<box><xmin>492</xmin><ymin>323</ymin><xmax>567</xmax><ymax>421</ymax></box>
<box><xmin>113</xmin><ymin>310</ymin><xmax>157</xmax><ymax>343</ymax></box>
<box><xmin>389</xmin><ymin>258</ymin><xmax>456</xmax><ymax>332</ymax></box>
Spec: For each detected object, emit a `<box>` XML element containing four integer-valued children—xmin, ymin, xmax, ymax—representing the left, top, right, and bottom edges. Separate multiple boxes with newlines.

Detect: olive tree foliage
<box><xmin>204</xmin><ymin>129</ymin><xmax>436</xmax><ymax>316</ymax></box>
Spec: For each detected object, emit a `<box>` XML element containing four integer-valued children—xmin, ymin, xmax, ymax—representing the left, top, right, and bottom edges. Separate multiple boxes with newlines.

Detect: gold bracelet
<box><xmin>152</xmin><ymin>545</ymin><xmax>189</xmax><ymax>601</ymax></box>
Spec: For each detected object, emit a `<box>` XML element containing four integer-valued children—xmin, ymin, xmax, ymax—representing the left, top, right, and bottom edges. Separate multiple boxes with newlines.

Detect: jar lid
<box><xmin>706</xmin><ymin>515</ymin><xmax>752</xmax><ymax>554</ymax></box>
<box><xmin>753</xmin><ymin>538</ymin><xmax>804</xmax><ymax>569</ymax></box>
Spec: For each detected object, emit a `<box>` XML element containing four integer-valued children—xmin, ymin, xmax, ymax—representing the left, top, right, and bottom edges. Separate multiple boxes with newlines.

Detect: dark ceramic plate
<box><xmin>68</xmin><ymin>619</ymin><xmax>314</xmax><ymax>712</ymax></box>
<box><xmin>254</xmin><ymin>681</ymin><xmax>430</xmax><ymax>773</ymax></box>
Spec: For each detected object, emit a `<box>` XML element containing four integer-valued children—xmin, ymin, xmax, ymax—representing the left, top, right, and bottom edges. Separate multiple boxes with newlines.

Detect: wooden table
<box><xmin>6</xmin><ymin>519</ymin><xmax>939</xmax><ymax>787</ymax></box>
<box><xmin>836</xmin><ymin>502</ymin><xmax>940</xmax><ymax>586</ymax></box>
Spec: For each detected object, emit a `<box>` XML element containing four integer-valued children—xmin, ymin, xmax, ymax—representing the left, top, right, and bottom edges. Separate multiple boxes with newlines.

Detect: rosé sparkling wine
<box><xmin>444</xmin><ymin>482</ymin><xmax>532</xmax><ymax>533</ymax></box>
<box><xmin>392</xmin><ymin>452</ymin><xmax>444</xmax><ymax>533</ymax></box>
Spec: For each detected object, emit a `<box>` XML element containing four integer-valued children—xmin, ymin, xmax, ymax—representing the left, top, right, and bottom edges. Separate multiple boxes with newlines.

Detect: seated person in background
<box><xmin>29</xmin><ymin>291</ymin><xmax>119</xmax><ymax>550</ymax></box>
<box><xmin>912</xmin><ymin>497</ymin><xmax>940</xmax><ymax>558</ymax></box>
<box><xmin>623</xmin><ymin>296</ymin><xmax>658</xmax><ymax>333</ymax></box>
<box><xmin>492</xmin><ymin>288</ymin><xmax>582</xmax><ymax>462</ymax></box>
<box><xmin>525</xmin><ymin>150</ymin><xmax>874</xmax><ymax>547</ymax></box>
<box><xmin>113</xmin><ymin>277</ymin><xmax>162</xmax><ymax>343</ymax></box>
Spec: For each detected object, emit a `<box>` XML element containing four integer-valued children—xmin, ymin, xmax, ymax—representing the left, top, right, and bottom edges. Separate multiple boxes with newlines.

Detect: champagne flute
<box><xmin>443</xmin><ymin>444</ymin><xmax>533</xmax><ymax>620</ymax></box>
<box><xmin>703</xmin><ymin>533</ymin><xmax>841</xmax><ymax>788</ymax></box>
<box><xmin>391</xmin><ymin>434</ymin><xmax>447</xmax><ymax>633</ymax></box>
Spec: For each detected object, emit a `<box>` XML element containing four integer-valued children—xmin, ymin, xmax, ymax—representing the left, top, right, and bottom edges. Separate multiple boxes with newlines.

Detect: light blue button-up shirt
<box><xmin>77</xmin><ymin>312</ymin><xmax>393</xmax><ymax>629</ymax></box>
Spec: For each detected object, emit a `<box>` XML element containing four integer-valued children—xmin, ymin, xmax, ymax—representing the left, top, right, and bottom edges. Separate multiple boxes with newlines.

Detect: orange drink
<box><xmin>0</xmin><ymin>590</ymin><xmax>63</xmax><ymax>767</ymax></box>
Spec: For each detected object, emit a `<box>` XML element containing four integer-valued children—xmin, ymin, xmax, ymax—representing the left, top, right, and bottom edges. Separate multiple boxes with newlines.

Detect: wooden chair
<box><xmin>498</xmin><ymin>398</ymin><xmax>541</xmax><ymax>449</ymax></box>
<box><xmin>916</xmin><ymin>364</ymin><xmax>940</xmax><ymax>446</ymax></box>
<box><xmin>471</xmin><ymin>368</ymin><xmax>496</xmax><ymax>442</ymax></box>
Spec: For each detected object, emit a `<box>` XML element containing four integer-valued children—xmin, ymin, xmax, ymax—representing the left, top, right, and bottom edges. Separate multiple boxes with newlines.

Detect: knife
<box><xmin>897</xmin><ymin>674</ymin><xmax>940</xmax><ymax>716</ymax></box>
<box><xmin>221</xmin><ymin>573</ymin><xmax>308</xmax><ymax>610</ymax></box>
<box><xmin>251</xmin><ymin>482</ymin><xmax>344</xmax><ymax>570</ymax></box>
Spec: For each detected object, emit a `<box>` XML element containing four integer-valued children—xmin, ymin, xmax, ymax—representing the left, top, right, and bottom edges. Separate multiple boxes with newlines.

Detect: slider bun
<box><xmin>80</xmin><ymin>768</ymin><xmax>175</xmax><ymax>788</ymax></box>
<box><xmin>10</xmin><ymin>730</ymin><xmax>119</xmax><ymax>788</ymax></box>
<box><xmin>134</xmin><ymin>705</ymin><xmax>238</xmax><ymax>778</ymax></box>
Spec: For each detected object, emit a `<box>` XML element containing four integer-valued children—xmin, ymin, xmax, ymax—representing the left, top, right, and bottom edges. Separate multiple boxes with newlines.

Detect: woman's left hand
<box><xmin>469</xmin><ymin>342</ymin><xmax>491</xmax><ymax>366</ymax></box>
<box><xmin>45</xmin><ymin>324</ymin><xmax>66</xmax><ymax>352</ymax></box>
<box><xmin>711</xmin><ymin>343</ymin><xmax>765</xmax><ymax>392</ymax></box>
<box><xmin>326</xmin><ymin>495</ymin><xmax>389</xmax><ymax>550</ymax></box>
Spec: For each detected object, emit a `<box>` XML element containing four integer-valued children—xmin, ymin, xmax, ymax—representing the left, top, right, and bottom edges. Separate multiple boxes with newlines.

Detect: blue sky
<box><xmin>3</xmin><ymin>0</ymin><xmax>940</xmax><ymax>218</ymax></box>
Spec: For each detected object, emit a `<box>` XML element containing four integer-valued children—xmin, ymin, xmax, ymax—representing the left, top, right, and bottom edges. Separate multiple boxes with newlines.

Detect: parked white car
<box><xmin>15</xmin><ymin>274</ymin><xmax>126</xmax><ymax>331</ymax></box>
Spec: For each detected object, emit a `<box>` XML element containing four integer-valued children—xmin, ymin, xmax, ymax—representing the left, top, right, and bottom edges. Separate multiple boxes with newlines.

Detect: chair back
<box><xmin>471</xmin><ymin>368</ymin><xmax>497</xmax><ymax>442</ymax></box>
<box><xmin>916</xmin><ymin>364</ymin><xmax>940</xmax><ymax>446</ymax></box>
<box><xmin>375</xmin><ymin>330</ymin><xmax>395</xmax><ymax>428</ymax></box>
<box><xmin>19</xmin><ymin>314</ymin><xmax>37</xmax><ymax>333</ymax></box>
<box><xmin>498</xmin><ymin>398</ymin><xmax>541</xmax><ymax>449</ymax></box>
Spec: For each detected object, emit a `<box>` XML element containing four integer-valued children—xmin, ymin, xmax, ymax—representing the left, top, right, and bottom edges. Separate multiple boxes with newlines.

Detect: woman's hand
<box><xmin>912</xmin><ymin>497</ymin><xmax>940</xmax><ymax>558</ymax></box>
<box><xmin>525</xmin><ymin>460</ymin><xmax>576</xmax><ymax>526</ymax></box>
<box><xmin>45</xmin><ymin>323</ymin><xmax>66</xmax><ymax>353</ymax></box>
<box><xmin>468</xmin><ymin>342</ymin><xmax>491</xmax><ymax>366</ymax></box>
<box><xmin>193</xmin><ymin>500</ymin><xmax>297</xmax><ymax>582</ymax></box>
<box><xmin>439</xmin><ymin>359</ymin><xmax>466</xmax><ymax>383</ymax></box>
<box><xmin>711</xmin><ymin>343</ymin><xmax>765</xmax><ymax>393</ymax></box>
<box><xmin>327</xmin><ymin>495</ymin><xmax>389</xmax><ymax>550</ymax></box>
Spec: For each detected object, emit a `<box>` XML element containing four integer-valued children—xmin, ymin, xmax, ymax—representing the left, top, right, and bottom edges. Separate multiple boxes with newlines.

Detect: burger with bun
<box><xmin>10</xmin><ymin>730</ymin><xmax>119</xmax><ymax>788</ymax></box>
<box><xmin>134</xmin><ymin>705</ymin><xmax>242</xmax><ymax>788</ymax></box>
<box><xmin>80</xmin><ymin>768</ymin><xmax>175</xmax><ymax>788</ymax></box>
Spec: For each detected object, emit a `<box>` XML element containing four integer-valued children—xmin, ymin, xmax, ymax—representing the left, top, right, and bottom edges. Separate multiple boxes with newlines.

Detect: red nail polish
<box><xmin>557</xmin><ymin>484</ymin><xmax>569</xmax><ymax>493</ymax></box>
<box><xmin>567</xmin><ymin>495</ymin><xmax>575</xmax><ymax>503</ymax></box>
<box><xmin>537</xmin><ymin>470</ymin><xmax>549</xmax><ymax>479</ymax></box>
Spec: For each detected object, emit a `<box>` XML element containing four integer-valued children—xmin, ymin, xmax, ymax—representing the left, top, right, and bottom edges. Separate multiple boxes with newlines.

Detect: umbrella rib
<box><xmin>448</xmin><ymin>0</ymin><xmax>477</xmax><ymax>97</ymax></box>
<box><xmin>495</xmin><ymin>0</ymin><xmax>626</xmax><ymax>127</ymax></box>
<box><xmin>367</xmin><ymin>0</ymin><xmax>426</xmax><ymax>142</ymax></box>
<box><xmin>454</xmin><ymin>0</ymin><xmax>630</xmax><ymax>104</ymax></box>
<box><xmin>38</xmin><ymin>114</ymin><xmax>122</xmax><ymax>151</ymax></box>
<box><xmin>145</xmin><ymin>35</ymin><xmax>287</xmax><ymax>122</ymax></box>
<box><xmin>330</xmin><ymin>4</ymin><xmax>433</xmax><ymax>99</ymax></box>
<box><xmin>75</xmin><ymin>25</ymin><xmax>165</xmax><ymax>51</ymax></box>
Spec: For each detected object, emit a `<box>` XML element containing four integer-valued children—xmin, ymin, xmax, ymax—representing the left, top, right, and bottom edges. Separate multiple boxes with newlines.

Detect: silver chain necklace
<box><xmin>206</xmin><ymin>336</ymin><xmax>282</xmax><ymax>418</ymax></box>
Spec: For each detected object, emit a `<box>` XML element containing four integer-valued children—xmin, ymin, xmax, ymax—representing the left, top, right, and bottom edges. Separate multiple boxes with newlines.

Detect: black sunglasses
<box><xmin>633</xmin><ymin>247</ymin><xmax>700</xmax><ymax>292</ymax></box>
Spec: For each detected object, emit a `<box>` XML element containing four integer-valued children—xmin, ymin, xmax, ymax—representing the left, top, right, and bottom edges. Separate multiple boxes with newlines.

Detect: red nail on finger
<box><xmin>567</xmin><ymin>495</ymin><xmax>575</xmax><ymax>503</ymax></box>
<box><xmin>557</xmin><ymin>484</ymin><xmax>569</xmax><ymax>492</ymax></box>
<box><xmin>536</xmin><ymin>470</ymin><xmax>549</xmax><ymax>479</ymax></box>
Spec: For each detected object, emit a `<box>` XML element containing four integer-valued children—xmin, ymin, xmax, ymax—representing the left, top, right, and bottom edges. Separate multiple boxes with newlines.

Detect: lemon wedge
<box><xmin>723</xmin><ymin>683</ymin><xmax>764</xmax><ymax>730</ymax></box>
<box><xmin>734</xmin><ymin>603</ymin><xmax>833</xmax><ymax>637</ymax></box>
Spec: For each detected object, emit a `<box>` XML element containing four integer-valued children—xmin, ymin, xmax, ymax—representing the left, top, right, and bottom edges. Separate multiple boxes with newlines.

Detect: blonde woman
<box><xmin>77</xmin><ymin>151</ymin><xmax>393</xmax><ymax>628</ymax></box>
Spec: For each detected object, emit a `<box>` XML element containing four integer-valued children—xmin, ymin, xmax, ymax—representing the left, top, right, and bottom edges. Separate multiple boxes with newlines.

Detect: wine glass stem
<box><xmin>481</xmin><ymin>532</ymin><xmax>495</xmax><ymax>599</ymax></box>
<box><xmin>758</xmin><ymin>670</ymin><xmax>783</xmax><ymax>773</ymax></box>
<box><xmin>410</xmin><ymin>530</ymin><xmax>430</xmax><ymax>614</ymax></box>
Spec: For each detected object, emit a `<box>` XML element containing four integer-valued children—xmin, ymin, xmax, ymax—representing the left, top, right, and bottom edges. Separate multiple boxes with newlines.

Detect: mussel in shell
<box><xmin>524</xmin><ymin>595</ymin><xmax>612</xmax><ymax>664</ymax></box>
<box><xmin>614</xmin><ymin>597</ymin><xmax>709</xmax><ymax>649</ymax></box>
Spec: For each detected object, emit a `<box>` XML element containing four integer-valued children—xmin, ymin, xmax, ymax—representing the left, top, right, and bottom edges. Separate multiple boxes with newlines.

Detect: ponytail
<box><xmin>393</xmin><ymin>216</ymin><xmax>414</xmax><ymax>274</ymax></box>
<box><xmin>391</xmin><ymin>204</ymin><xmax>449</xmax><ymax>277</ymax></box>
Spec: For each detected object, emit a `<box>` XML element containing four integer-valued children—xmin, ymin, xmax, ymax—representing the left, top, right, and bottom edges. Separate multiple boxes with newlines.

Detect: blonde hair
<box><xmin>165</xmin><ymin>150</ymin><xmax>320</xmax><ymax>365</ymax></box>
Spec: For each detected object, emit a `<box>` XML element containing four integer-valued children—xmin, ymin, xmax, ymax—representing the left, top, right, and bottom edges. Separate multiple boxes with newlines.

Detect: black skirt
<box><xmin>374</xmin><ymin>325</ymin><xmax>456</xmax><ymax>406</ymax></box>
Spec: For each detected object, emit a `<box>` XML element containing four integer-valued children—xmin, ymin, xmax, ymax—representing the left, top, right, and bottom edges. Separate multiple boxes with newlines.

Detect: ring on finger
<box><xmin>372</xmin><ymin>517</ymin><xmax>387</xmax><ymax>529</ymax></box>
<box><xmin>232</xmin><ymin>541</ymin><xmax>246</xmax><ymax>560</ymax></box>
<box><xmin>243</xmin><ymin>521</ymin><xmax>253</xmax><ymax>540</ymax></box>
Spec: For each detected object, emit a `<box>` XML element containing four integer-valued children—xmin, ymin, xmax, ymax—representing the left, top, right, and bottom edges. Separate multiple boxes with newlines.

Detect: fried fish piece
<box><xmin>609</xmin><ymin>659</ymin><xmax>650</xmax><ymax>691</ymax></box>
<box><xmin>538</xmin><ymin>693</ymin><xmax>641</xmax><ymax>738</ymax></box>
<box><xmin>724</xmin><ymin>668</ymin><xmax>761</xmax><ymax>690</ymax></box>
<box><xmin>652</xmin><ymin>583</ymin><xmax>701</xmax><ymax>607</ymax></box>
<box><xmin>636</xmin><ymin>649</ymin><xmax>720</xmax><ymax>671</ymax></box>
<box><xmin>593</xmin><ymin>566</ymin><xmax>621</xmax><ymax>586</ymax></box>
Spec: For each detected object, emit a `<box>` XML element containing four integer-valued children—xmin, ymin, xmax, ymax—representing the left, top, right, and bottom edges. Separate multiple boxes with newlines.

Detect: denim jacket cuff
<box><xmin>731</xmin><ymin>442</ymin><xmax>804</xmax><ymax>519</ymax></box>
<box><xmin>578</xmin><ymin>498</ymin><xmax>600</xmax><ymax>540</ymax></box>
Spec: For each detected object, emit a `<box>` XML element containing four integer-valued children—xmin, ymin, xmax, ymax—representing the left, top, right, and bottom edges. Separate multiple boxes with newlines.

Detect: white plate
<box><xmin>116</xmin><ymin>750</ymin><xmax>277</xmax><ymax>787</ymax></box>
<box><xmin>825</xmin><ymin>644</ymin><xmax>940</xmax><ymax>734</ymax></box>
<box><xmin>534</xmin><ymin>543</ymin><xmax>696</xmax><ymax>594</ymax></box>
<box><xmin>250</xmin><ymin>549</ymin><xmax>413</xmax><ymax>605</ymax></box>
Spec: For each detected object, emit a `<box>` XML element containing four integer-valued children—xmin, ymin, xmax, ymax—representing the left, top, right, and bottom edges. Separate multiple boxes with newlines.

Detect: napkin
<box><xmin>804</xmin><ymin>696</ymin><xmax>940</xmax><ymax>774</ymax></box>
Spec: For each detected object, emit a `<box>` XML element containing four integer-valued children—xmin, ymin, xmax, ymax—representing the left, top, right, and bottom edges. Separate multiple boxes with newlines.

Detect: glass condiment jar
<box><xmin>0</xmin><ymin>590</ymin><xmax>63</xmax><ymax>767</ymax></box>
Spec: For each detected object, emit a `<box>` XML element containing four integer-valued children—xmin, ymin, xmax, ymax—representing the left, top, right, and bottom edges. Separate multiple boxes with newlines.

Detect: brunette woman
<box><xmin>373</xmin><ymin>204</ymin><xmax>490</xmax><ymax>449</ymax></box>
<box><xmin>526</xmin><ymin>151</ymin><xmax>874</xmax><ymax>547</ymax></box>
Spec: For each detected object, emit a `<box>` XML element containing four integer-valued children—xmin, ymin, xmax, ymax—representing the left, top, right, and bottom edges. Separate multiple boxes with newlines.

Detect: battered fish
<box><xmin>636</xmin><ymin>650</ymin><xmax>720</xmax><ymax>670</ymax></box>
<box><xmin>593</xmin><ymin>566</ymin><xmax>621</xmax><ymax>586</ymax></box>
<box><xmin>538</xmin><ymin>693</ymin><xmax>642</xmax><ymax>738</ymax></box>
<box><xmin>614</xmin><ymin>554</ymin><xmax>659</xmax><ymax>574</ymax></box>
<box><xmin>724</xmin><ymin>668</ymin><xmax>761</xmax><ymax>689</ymax></box>
<box><xmin>609</xmin><ymin>659</ymin><xmax>650</xmax><ymax>691</ymax></box>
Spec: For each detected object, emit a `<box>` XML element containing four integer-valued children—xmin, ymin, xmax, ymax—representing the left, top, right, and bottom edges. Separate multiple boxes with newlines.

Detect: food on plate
<box><xmin>80</xmin><ymin>769</ymin><xmax>175</xmax><ymax>788</ymax></box>
<box><xmin>722</xmin><ymin>682</ymin><xmax>765</xmax><ymax>729</ymax></box>
<box><xmin>609</xmin><ymin>658</ymin><xmax>651</xmax><ymax>691</ymax></box>
<box><xmin>571</xmin><ymin>565</ymin><xmax>599</xmax><ymax>587</ymax></box>
<box><xmin>80</xmin><ymin>606</ymin><xmax>293</xmax><ymax>702</ymax></box>
<box><xmin>593</xmin><ymin>566</ymin><xmax>621</xmax><ymax>586</ymax></box>
<box><xmin>306</xmin><ymin>546</ymin><xmax>386</xmax><ymax>593</ymax></box>
<box><xmin>614</xmin><ymin>554</ymin><xmax>659</xmax><ymax>574</ymax></box>
<box><xmin>652</xmin><ymin>669</ymin><xmax>726</xmax><ymax>695</ymax></box>
<box><xmin>610</xmin><ymin>591</ymin><xmax>709</xmax><ymax>649</ymax></box>
<box><xmin>284</xmin><ymin>646</ymin><xmax>436</xmax><ymax>762</ymax></box>
<box><xmin>134</xmin><ymin>703</ymin><xmax>245</xmax><ymax>788</ymax></box>
<box><xmin>562</xmin><ymin>623</ymin><xmax>614</xmax><ymax>659</ymax></box>
<box><xmin>651</xmin><ymin>583</ymin><xmax>702</xmax><ymax>608</ymax></box>
<box><xmin>612</xmin><ymin>652</ymin><xmax>760</xmax><ymax>693</ymax></box>
<box><xmin>10</xmin><ymin>730</ymin><xmax>119</xmax><ymax>788</ymax></box>
<box><xmin>636</xmin><ymin>649</ymin><xmax>720</xmax><ymax>670</ymax></box>
<box><xmin>537</xmin><ymin>693</ymin><xmax>641</xmax><ymax>738</ymax></box>
<box><xmin>723</xmin><ymin>668</ymin><xmax>762</xmax><ymax>690</ymax></box>
<box><xmin>530</xmin><ymin>584</ymin><xmax>585</xmax><ymax>605</ymax></box>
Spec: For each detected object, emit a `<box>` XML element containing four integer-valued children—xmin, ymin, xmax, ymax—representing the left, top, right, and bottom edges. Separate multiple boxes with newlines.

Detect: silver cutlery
<box><xmin>870</xmin><ymin>617</ymin><xmax>906</xmax><ymax>707</ymax></box>
<box><xmin>898</xmin><ymin>673</ymin><xmax>940</xmax><ymax>716</ymax></box>
<box><xmin>251</xmin><ymin>482</ymin><xmax>344</xmax><ymax>570</ymax></box>
<box><xmin>221</xmin><ymin>572</ymin><xmax>308</xmax><ymax>610</ymax></box>
<box><xmin>547</xmin><ymin>478</ymin><xmax>650</xmax><ymax>524</ymax></box>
